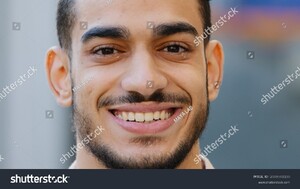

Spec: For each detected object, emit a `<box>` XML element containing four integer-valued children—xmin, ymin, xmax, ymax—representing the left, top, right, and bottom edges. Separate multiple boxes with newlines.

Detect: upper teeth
<box><xmin>115</xmin><ymin>110</ymin><xmax>172</xmax><ymax>122</ymax></box>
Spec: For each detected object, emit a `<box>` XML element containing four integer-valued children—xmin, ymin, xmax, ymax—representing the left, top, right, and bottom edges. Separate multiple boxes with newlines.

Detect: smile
<box><xmin>112</xmin><ymin>109</ymin><xmax>175</xmax><ymax>123</ymax></box>
<box><xmin>108</xmin><ymin>103</ymin><xmax>184</xmax><ymax>134</ymax></box>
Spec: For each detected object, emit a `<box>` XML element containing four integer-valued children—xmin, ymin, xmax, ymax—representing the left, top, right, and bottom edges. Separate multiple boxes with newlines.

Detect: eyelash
<box><xmin>92</xmin><ymin>45</ymin><xmax>122</xmax><ymax>56</ymax></box>
<box><xmin>90</xmin><ymin>42</ymin><xmax>190</xmax><ymax>59</ymax></box>
<box><xmin>160</xmin><ymin>42</ymin><xmax>190</xmax><ymax>53</ymax></box>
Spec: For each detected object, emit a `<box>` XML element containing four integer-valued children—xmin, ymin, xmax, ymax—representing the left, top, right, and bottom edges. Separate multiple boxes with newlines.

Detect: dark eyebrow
<box><xmin>81</xmin><ymin>26</ymin><xmax>130</xmax><ymax>43</ymax></box>
<box><xmin>153</xmin><ymin>22</ymin><xmax>199</xmax><ymax>37</ymax></box>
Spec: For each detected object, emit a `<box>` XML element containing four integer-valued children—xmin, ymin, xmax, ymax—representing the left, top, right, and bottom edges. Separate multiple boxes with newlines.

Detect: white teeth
<box><xmin>122</xmin><ymin>112</ymin><xmax>128</xmax><ymax>121</ymax></box>
<box><xmin>128</xmin><ymin>112</ymin><xmax>135</xmax><ymax>121</ymax></box>
<box><xmin>166</xmin><ymin>112</ymin><xmax>170</xmax><ymax>119</ymax></box>
<box><xmin>115</xmin><ymin>110</ymin><xmax>173</xmax><ymax>122</ymax></box>
<box><xmin>154</xmin><ymin>111</ymin><xmax>160</xmax><ymax>120</ymax></box>
<box><xmin>117</xmin><ymin>114</ymin><xmax>122</xmax><ymax>119</ymax></box>
<box><xmin>135</xmin><ymin>113</ymin><xmax>145</xmax><ymax>122</ymax></box>
<box><xmin>144</xmin><ymin>112</ymin><xmax>154</xmax><ymax>122</ymax></box>
<box><xmin>160</xmin><ymin>110</ymin><xmax>166</xmax><ymax>120</ymax></box>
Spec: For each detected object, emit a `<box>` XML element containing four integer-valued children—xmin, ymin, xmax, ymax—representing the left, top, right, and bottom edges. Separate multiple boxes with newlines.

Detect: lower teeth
<box><xmin>127</xmin><ymin>119</ymin><xmax>161</xmax><ymax>123</ymax></box>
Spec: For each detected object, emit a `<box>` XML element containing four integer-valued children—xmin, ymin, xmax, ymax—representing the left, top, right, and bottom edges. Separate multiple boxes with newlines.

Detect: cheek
<box><xmin>72</xmin><ymin>67</ymin><xmax>109</xmax><ymax>105</ymax></box>
<box><xmin>177</xmin><ymin>68</ymin><xmax>207</xmax><ymax>95</ymax></box>
<box><xmin>186</xmin><ymin>74</ymin><xmax>207</xmax><ymax>107</ymax></box>
<box><xmin>73</xmin><ymin>77</ymin><xmax>96</xmax><ymax>111</ymax></box>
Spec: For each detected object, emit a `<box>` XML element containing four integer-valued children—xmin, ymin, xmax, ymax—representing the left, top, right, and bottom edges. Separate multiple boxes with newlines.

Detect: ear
<box><xmin>45</xmin><ymin>46</ymin><xmax>72</xmax><ymax>107</ymax></box>
<box><xmin>205</xmin><ymin>40</ymin><xmax>224</xmax><ymax>101</ymax></box>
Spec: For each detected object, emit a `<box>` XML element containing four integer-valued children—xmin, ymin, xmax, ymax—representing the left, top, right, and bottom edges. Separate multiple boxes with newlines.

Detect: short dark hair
<box><xmin>57</xmin><ymin>0</ymin><xmax>76</xmax><ymax>54</ymax></box>
<box><xmin>56</xmin><ymin>0</ymin><xmax>211</xmax><ymax>54</ymax></box>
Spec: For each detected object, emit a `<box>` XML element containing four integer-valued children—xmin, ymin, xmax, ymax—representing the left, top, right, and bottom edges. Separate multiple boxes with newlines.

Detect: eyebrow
<box><xmin>81</xmin><ymin>26</ymin><xmax>130</xmax><ymax>43</ymax></box>
<box><xmin>153</xmin><ymin>22</ymin><xmax>199</xmax><ymax>37</ymax></box>
<box><xmin>80</xmin><ymin>22</ymin><xmax>198</xmax><ymax>43</ymax></box>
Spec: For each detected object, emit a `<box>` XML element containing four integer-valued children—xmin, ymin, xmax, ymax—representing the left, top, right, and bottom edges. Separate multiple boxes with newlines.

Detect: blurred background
<box><xmin>0</xmin><ymin>0</ymin><xmax>299</xmax><ymax>168</ymax></box>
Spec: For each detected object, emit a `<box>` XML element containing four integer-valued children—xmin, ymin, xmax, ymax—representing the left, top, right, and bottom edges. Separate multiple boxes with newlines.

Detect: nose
<box><xmin>121</xmin><ymin>47</ymin><xmax>168</xmax><ymax>97</ymax></box>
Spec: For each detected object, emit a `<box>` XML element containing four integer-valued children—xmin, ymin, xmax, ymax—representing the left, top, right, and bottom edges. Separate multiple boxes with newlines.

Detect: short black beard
<box><xmin>73</xmin><ymin>91</ymin><xmax>209</xmax><ymax>169</ymax></box>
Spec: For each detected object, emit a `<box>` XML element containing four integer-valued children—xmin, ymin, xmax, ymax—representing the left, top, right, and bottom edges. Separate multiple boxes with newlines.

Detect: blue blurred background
<box><xmin>0</xmin><ymin>0</ymin><xmax>299</xmax><ymax>168</ymax></box>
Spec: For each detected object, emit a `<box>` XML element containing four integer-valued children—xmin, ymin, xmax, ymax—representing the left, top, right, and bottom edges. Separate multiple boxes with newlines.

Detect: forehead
<box><xmin>73</xmin><ymin>0</ymin><xmax>203</xmax><ymax>32</ymax></box>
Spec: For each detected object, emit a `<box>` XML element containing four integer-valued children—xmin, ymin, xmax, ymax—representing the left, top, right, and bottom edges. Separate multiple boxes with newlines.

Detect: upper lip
<box><xmin>107</xmin><ymin>102</ymin><xmax>183</xmax><ymax>113</ymax></box>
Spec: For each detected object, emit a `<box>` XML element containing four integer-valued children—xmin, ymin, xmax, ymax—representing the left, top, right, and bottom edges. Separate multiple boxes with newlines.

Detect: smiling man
<box><xmin>45</xmin><ymin>0</ymin><xmax>224</xmax><ymax>169</ymax></box>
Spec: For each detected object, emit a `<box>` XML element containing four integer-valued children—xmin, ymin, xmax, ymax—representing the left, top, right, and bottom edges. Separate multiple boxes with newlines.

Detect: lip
<box><xmin>107</xmin><ymin>103</ymin><xmax>184</xmax><ymax>134</ymax></box>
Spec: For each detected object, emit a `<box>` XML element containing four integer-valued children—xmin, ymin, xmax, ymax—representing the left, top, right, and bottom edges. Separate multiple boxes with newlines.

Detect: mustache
<box><xmin>97</xmin><ymin>90</ymin><xmax>191</xmax><ymax>108</ymax></box>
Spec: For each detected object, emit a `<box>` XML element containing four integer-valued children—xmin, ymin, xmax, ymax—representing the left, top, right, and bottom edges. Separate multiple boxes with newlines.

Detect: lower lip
<box><xmin>109</xmin><ymin>109</ymin><xmax>183</xmax><ymax>135</ymax></box>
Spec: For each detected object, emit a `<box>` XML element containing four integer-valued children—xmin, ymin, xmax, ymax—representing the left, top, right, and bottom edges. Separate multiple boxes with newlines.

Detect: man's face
<box><xmin>70</xmin><ymin>0</ymin><xmax>209</xmax><ymax>168</ymax></box>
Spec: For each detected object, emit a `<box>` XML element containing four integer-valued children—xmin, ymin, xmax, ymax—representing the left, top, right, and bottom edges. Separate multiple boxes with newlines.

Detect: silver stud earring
<box><xmin>214</xmin><ymin>81</ymin><xmax>220</xmax><ymax>89</ymax></box>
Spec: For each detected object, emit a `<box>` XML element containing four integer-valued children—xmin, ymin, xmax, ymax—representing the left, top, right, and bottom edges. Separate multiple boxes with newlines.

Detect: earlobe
<box><xmin>205</xmin><ymin>40</ymin><xmax>224</xmax><ymax>101</ymax></box>
<box><xmin>45</xmin><ymin>46</ymin><xmax>72</xmax><ymax>107</ymax></box>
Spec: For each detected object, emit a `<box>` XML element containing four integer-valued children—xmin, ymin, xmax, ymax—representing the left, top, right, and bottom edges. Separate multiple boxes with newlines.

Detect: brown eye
<box><xmin>157</xmin><ymin>42</ymin><xmax>192</xmax><ymax>62</ymax></box>
<box><xmin>93</xmin><ymin>47</ymin><xmax>118</xmax><ymax>56</ymax></box>
<box><xmin>161</xmin><ymin>43</ymin><xmax>189</xmax><ymax>54</ymax></box>
<box><xmin>88</xmin><ymin>44</ymin><xmax>126</xmax><ymax>64</ymax></box>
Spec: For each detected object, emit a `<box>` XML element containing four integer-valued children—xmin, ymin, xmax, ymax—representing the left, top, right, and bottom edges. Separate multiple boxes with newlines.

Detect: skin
<box><xmin>45</xmin><ymin>0</ymin><xmax>224</xmax><ymax>169</ymax></box>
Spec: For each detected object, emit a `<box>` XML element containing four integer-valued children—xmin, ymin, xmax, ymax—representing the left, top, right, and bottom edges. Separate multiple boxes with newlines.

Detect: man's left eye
<box><xmin>162</xmin><ymin>44</ymin><xmax>188</xmax><ymax>53</ymax></box>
